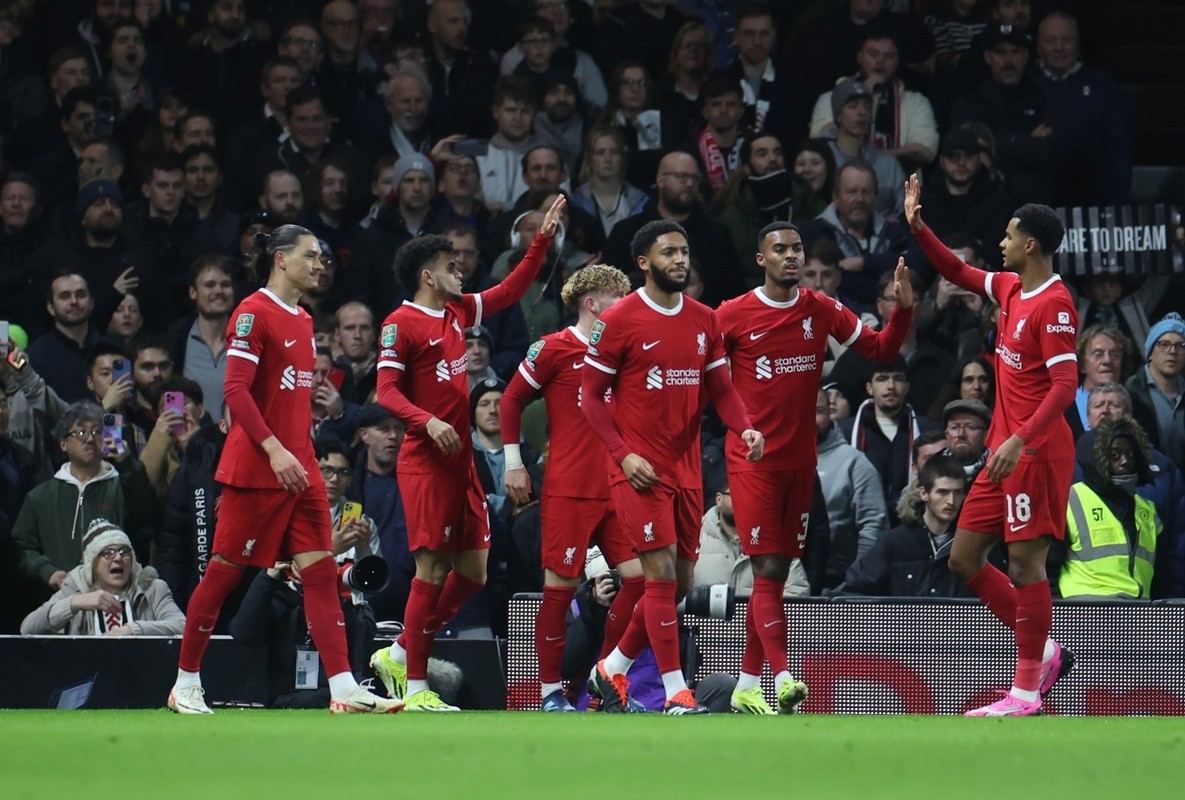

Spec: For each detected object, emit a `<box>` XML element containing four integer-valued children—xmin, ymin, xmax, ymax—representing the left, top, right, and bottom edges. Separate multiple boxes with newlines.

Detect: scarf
<box><xmin>870</xmin><ymin>79</ymin><xmax>904</xmax><ymax>151</ymax></box>
<box><xmin>698</xmin><ymin>126</ymin><xmax>743</xmax><ymax>191</ymax></box>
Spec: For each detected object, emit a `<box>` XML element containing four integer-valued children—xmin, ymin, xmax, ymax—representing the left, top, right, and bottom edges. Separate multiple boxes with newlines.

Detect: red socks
<box><xmin>1013</xmin><ymin>580</ymin><xmax>1052</xmax><ymax>692</ymax></box>
<box><xmin>601</xmin><ymin>576</ymin><xmax>645</xmax><ymax>659</ymax></box>
<box><xmin>966</xmin><ymin>563</ymin><xmax>1017</xmax><ymax>630</ymax></box>
<box><xmin>402</xmin><ymin>578</ymin><xmax>443</xmax><ymax>681</ymax></box>
<box><xmin>434</xmin><ymin>571</ymin><xmax>485</xmax><ymax>630</ymax></box>
<box><xmin>177</xmin><ymin>560</ymin><xmax>242</xmax><ymax>672</ymax></box>
<box><xmin>535</xmin><ymin>585</ymin><xmax>575</xmax><ymax>684</ymax></box>
<box><xmin>298</xmin><ymin>556</ymin><xmax>352</xmax><ymax>677</ymax></box>
<box><xmin>740</xmin><ymin>600</ymin><xmax>764</xmax><ymax>676</ymax></box>
<box><xmin>749</xmin><ymin>576</ymin><xmax>788</xmax><ymax>676</ymax></box>
<box><xmin>642</xmin><ymin>579</ymin><xmax>681</xmax><ymax>674</ymax></box>
<box><xmin>615</xmin><ymin>595</ymin><xmax>649</xmax><ymax>660</ymax></box>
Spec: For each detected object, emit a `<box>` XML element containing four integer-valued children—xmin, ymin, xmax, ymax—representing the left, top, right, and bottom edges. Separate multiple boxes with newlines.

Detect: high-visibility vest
<box><xmin>1060</xmin><ymin>482</ymin><xmax>1161</xmax><ymax>599</ymax></box>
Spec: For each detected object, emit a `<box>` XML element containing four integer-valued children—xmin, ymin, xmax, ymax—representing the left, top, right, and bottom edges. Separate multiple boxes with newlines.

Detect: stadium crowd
<box><xmin>0</xmin><ymin>0</ymin><xmax>1182</xmax><ymax>674</ymax></box>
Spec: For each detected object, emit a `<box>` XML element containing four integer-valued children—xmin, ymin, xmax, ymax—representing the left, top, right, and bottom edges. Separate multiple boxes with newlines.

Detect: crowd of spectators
<box><xmin>1</xmin><ymin>0</ymin><xmax>1182</xmax><ymax>640</ymax></box>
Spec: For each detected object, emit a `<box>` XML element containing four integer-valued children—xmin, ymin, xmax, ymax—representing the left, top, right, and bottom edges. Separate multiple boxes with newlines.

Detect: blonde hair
<box><xmin>561</xmin><ymin>264</ymin><xmax>631</xmax><ymax>308</ymax></box>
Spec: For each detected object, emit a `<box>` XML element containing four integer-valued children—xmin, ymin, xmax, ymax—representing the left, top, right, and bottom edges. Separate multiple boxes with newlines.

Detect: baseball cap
<box><xmin>357</xmin><ymin>403</ymin><xmax>394</xmax><ymax>428</ymax></box>
<box><xmin>982</xmin><ymin>24</ymin><xmax>1032</xmax><ymax>49</ymax></box>
<box><xmin>940</xmin><ymin>128</ymin><xmax>987</xmax><ymax>157</ymax></box>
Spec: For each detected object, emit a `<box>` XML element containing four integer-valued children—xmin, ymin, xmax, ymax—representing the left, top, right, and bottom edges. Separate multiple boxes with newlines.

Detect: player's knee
<box><xmin>947</xmin><ymin>549</ymin><xmax>981</xmax><ymax>580</ymax></box>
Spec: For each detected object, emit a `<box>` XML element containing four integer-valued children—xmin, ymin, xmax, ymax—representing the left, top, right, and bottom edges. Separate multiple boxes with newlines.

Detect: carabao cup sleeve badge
<box><xmin>235</xmin><ymin>314</ymin><xmax>254</xmax><ymax>336</ymax></box>
<box><xmin>381</xmin><ymin>324</ymin><xmax>398</xmax><ymax>347</ymax></box>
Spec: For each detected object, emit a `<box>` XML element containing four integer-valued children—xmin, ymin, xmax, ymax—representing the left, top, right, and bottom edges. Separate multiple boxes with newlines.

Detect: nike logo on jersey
<box><xmin>572</xmin><ymin>361</ymin><xmax>584</xmax><ymax>369</ymax></box>
<box><xmin>749</xmin><ymin>331</ymin><xmax>770</xmax><ymax>341</ymax></box>
<box><xmin>642</xmin><ymin>340</ymin><xmax>660</xmax><ymax>350</ymax></box>
<box><xmin>429</xmin><ymin>338</ymin><xmax>444</xmax><ymax>346</ymax></box>
<box><xmin>284</xmin><ymin>339</ymin><xmax>297</xmax><ymax>347</ymax></box>
<box><xmin>483</xmin><ymin>533</ymin><xmax>492</xmax><ymax>542</ymax></box>
<box><xmin>337</xmin><ymin>620</ymin><xmax>346</xmax><ymax>626</ymax></box>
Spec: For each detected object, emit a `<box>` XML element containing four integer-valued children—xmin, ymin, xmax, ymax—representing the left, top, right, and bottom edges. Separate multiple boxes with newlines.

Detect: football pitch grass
<box><xmin>4</xmin><ymin>711</ymin><xmax>1183</xmax><ymax>799</ymax></box>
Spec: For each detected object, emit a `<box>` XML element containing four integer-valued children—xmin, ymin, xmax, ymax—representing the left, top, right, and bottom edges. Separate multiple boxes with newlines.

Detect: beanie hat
<box><xmin>81</xmin><ymin>518</ymin><xmax>136</xmax><ymax>586</ymax></box>
<box><xmin>831</xmin><ymin>77</ymin><xmax>871</xmax><ymax>122</ymax></box>
<box><xmin>75</xmin><ymin>179</ymin><xmax>123</xmax><ymax>220</ymax></box>
<box><xmin>392</xmin><ymin>154</ymin><xmax>436</xmax><ymax>188</ymax></box>
<box><xmin>470</xmin><ymin>377</ymin><xmax>506</xmax><ymax>419</ymax></box>
<box><xmin>1144</xmin><ymin>312</ymin><xmax>1185</xmax><ymax>359</ymax></box>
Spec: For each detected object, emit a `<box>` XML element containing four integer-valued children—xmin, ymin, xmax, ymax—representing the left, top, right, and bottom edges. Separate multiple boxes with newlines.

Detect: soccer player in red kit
<box><xmin>167</xmin><ymin>225</ymin><xmax>401</xmax><ymax>715</ymax></box>
<box><xmin>905</xmin><ymin>175</ymin><xmax>1077</xmax><ymax>716</ymax></box>
<box><xmin>716</xmin><ymin>221</ymin><xmax>916</xmax><ymax>715</ymax></box>
<box><xmin>369</xmin><ymin>196</ymin><xmax>566</xmax><ymax>711</ymax></box>
<box><xmin>499</xmin><ymin>264</ymin><xmax>642</xmax><ymax>712</ymax></box>
<box><xmin>581</xmin><ymin>220</ymin><xmax>765</xmax><ymax>715</ymax></box>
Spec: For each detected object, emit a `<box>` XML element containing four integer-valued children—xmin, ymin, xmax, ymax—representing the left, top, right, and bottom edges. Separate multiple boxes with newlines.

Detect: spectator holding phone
<box><xmin>1</xmin><ymin>336</ymin><xmax>70</xmax><ymax>482</ymax></box>
<box><xmin>0</xmin><ymin>381</ymin><xmax>39</xmax><ymax>631</ymax></box>
<box><xmin>139</xmin><ymin>376</ymin><xmax>206</xmax><ymax>497</ymax></box>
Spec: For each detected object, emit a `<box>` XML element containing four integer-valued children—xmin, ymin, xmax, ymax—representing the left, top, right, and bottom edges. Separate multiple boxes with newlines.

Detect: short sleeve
<box><xmin>227</xmin><ymin>307</ymin><xmax>268</xmax><ymax>365</ymax></box>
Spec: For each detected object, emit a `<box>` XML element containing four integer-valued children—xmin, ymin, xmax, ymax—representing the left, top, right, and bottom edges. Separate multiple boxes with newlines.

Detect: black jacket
<box><xmin>843</xmin><ymin>517</ymin><xmax>975</xmax><ymax>598</ymax></box>
<box><xmin>229</xmin><ymin>570</ymin><xmax>376</xmax><ymax>708</ymax></box>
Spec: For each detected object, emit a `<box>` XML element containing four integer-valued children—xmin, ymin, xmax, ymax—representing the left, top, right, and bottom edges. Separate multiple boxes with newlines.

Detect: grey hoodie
<box><xmin>816</xmin><ymin>424</ymin><xmax>889</xmax><ymax>584</ymax></box>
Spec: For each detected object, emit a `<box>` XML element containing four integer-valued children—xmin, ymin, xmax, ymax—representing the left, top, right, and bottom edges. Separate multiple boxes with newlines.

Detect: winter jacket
<box><xmin>12</xmin><ymin>459</ymin><xmax>155</xmax><ymax>585</ymax></box>
<box><xmin>2</xmin><ymin>362</ymin><xmax>70</xmax><ymax>482</ymax></box>
<box><xmin>800</xmin><ymin>202</ymin><xmax>929</xmax><ymax>304</ymax></box>
<box><xmin>843</xmin><ymin>518</ymin><xmax>975</xmax><ymax>598</ymax></box>
<box><xmin>840</xmin><ymin>401</ymin><xmax>940</xmax><ymax>526</ymax></box>
<box><xmin>693</xmin><ymin>506</ymin><xmax>809</xmax><ymax>598</ymax></box>
<box><xmin>816</xmin><ymin>424</ymin><xmax>889</xmax><ymax>589</ymax></box>
<box><xmin>20</xmin><ymin>563</ymin><xmax>185</xmax><ymax>636</ymax></box>
<box><xmin>917</xmin><ymin>168</ymin><xmax>1013</xmax><ymax>252</ymax></box>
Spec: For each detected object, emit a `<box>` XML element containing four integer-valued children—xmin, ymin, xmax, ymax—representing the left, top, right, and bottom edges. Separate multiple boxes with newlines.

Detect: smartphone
<box><xmin>453</xmin><ymin>138</ymin><xmax>489</xmax><ymax>158</ymax></box>
<box><xmin>327</xmin><ymin>366</ymin><xmax>346</xmax><ymax>391</ymax></box>
<box><xmin>0</xmin><ymin>321</ymin><xmax>8</xmax><ymax>358</ymax></box>
<box><xmin>342</xmin><ymin>502</ymin><xmax>363</xmax><ymax>525</ymax></box>
<box><xmin>163</xmin><ymin>391</ymin><xmax>186</xmax><ymax>434</ymax></box>
<box><xmin>6</xmin><ymin>350</ymin><xmax>27</xmax><ymax>370</ymax></box>
<box><xmin>101</xmin><ymin>413</ymin><xmax>124</xmax><ymax>457</ymax></box>
<box><xmin>112</xmin><ymin>358</ymin><xmax>131</xmax><ymax>383</ymax></box>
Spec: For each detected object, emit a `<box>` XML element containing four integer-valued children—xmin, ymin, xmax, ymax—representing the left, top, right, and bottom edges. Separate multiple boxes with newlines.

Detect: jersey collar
<box><xmin>567</xmin><ymin>325</ymin><xmax>590</xmax><ymax>345</ymax></box>
<box><xmin>1019</xmin><ymin>273</ymin><xmax>1061</xmax><ymax>300</ymax></box>
<box><xmin>637</xmin><ymin>287</ymin><xmax>683</xmax><ymax>316</ymax></box>
<box><xmin>260</xmin><ymin>288</ymin><xmax>299</xmax><ymax>314</ymax></box>
<box><xmin>402</xmin><ymin>299</ymin><xmax>446</xmax><ymax>318</ymax></box>
<box><xmin>754</xmin><ymin>286</ymin><xmax>801</xmax><ymax>309</ymax></box>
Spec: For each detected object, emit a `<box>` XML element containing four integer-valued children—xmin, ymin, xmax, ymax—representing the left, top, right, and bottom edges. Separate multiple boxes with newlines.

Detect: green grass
<box><xmin>3</xmin><ymin>711</ymin><xmax>1182</xmax><ymax>799</ymax></box>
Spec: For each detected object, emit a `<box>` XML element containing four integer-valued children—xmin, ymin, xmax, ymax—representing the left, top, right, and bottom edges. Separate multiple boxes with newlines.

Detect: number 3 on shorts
<box><xmin>1006</xmin><ymin>492</ymin><xmax>1032</xmax><ymax>524</ymax></box>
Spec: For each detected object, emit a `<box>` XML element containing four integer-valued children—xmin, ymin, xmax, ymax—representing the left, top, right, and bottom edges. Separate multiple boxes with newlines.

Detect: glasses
<box><xmin>283</xmin><ymin>36</ymin><xmax>322</xmax><ymax>50</ymax></box>
<box><xmin>660</xmin><ymin>171</ymin><xmax>701</xmax><ymax>184</ymax></box>
<box><xmin>1155</xmin><ymin>340</ymin><xmax>1185</xmax><ymax>353</ymax></box>
<box><xmin>99</xmin><ymin>547</ymin><xmax>132</xmax><ymax>561</ymax></box>
<box><xmin>67</xmin><ymin>429</ymin><xmax>102</xmax><ymax>441</ymax></box>
<box><xmin>621</xmin><ymin>77</ymin><xmax>649</xmax><ymax>88</ymax></box>
<box><xmin>320</xmin><ymin>465</ymin><xmax>353</xmax><ymax>480</ymax></box>
<box><xmin>945</xmin><ymin>423</ymin><xmax>986</xmax><ymax>434</ymax></box>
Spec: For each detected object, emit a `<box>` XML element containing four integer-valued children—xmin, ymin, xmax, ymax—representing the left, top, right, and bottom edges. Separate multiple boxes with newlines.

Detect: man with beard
<box><xmin>347</xmin><ymin>155</ymin><xmax>450</xmax><ymax>317</ymax></box>
<box><xmin>170</xmin><ymin>255</ymin><xmax>235</xmax><ymax>424</ymax></box>
<box><xmin>800</xmin><ymin>161</ymin><xmax>919</xmax><ymax>306</ymax></box>
<box><xmin>918</xmin><ymin>129</ymin><xmax>1011</xmax><ymax>248</ymax></box>
<box><xmin>361</xmin><ymin>65</ymin><xmax>433</xmax><ymax>160</ymax></box>
<box><xmin>604</xmin><ymin>152</ymin><xmax>742</xmax><ymax>307</ymax></box>
<box><xmin>840</xmin><ymin>355</ymin><xmax>940</xmax><ymax>526</ymax></box>
<box><xmin>424</xmin><ymin>0</ymin><xmax>496</xmax><ymax>139</ymax></box>
<box><xmin>715</xmin><ymin>134</ymin><xmax>815</xmax><ymax>286</ymax></box>
<box><xmin>182</xmin><ymin>146</ymin><xmax>238</xmax><ymax>255</ymax></box>
<box><xmin>950</xmin><ymin>25</ymin><xmax>1056</xmax><ymax>204</ymax></box>
<box><xmin>258</xmin><ymin>171</ymin><xmax>304</xmax><ymax>225</ymax></box>
<box><xmin>368</xmin><ymin>197</ymin><xmax>567</xmax><ymax>711</ymax></box>
<box><xmin>175</xmin><ymin>0</ymin><xmax>268</xmax><ymax>131</ymax></box>
<box><xmin>123</xmin><ymin>338</ymin><xmax>174</xmax><ymax>455</ymax></box>
<box><xmin>533</xmin><ymin>76</ymin><xmax>584</xmax><ymax>177</ymax></box>
<box><xmin>581</xmin><ymin>219</ymin><xmax>764</xmax><ymax>715</ymax></box>
<box><xmin>715</xmin><ymin>222</ymin><xmax>912</xmax><ymax>713</ymax></box>
<box><xmin>28</xmin><ymin>273</ymin><xmax>105</xmax><ymax>403</ymax></box>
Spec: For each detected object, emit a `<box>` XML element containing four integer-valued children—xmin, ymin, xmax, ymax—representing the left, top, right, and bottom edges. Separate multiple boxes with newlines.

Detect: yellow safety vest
<box><xmin>1060</xmin><ymin>482</ymin><xmax>1161</xmax><ymax>599</ymax></box>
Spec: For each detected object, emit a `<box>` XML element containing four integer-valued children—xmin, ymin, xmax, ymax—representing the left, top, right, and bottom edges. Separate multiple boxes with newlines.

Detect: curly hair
<box><xmin>560</xmin><ymin>264</ymin><xmax>631</xmax><ymax>308</ymax></box>
<box><xmin>1092</xmin><ymin>413</ymin><xmax>1153</xmax><ymax>485</ymax></box>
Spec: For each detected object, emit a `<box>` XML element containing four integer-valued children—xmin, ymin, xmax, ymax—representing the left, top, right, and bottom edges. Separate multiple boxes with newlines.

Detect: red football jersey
<box><xmin>717</xmin><ymin>287</ymin><xmax>905</xmax><ymax>472</ymax></box>
<box><xmin>584</xmin><ymin>290</ymin><xmax>725</xmax><ymax>488</ymax></box>
<box><xmin>216</xmin><ymin>289</ymin><xmax>320</xmax><ymax>488</ymax></box>
<box><xmin>517</xmin><ymin>326</ymin><xmax>611</xmax><ymax>499</ymax></box>
<box><xmin>376</xmin><ymin>296</ymin><xmax>481</xmax><ymax>474</ymax></box>
<box><xmin>984</xmin><ymin>271</ymin><xmax>1079</xmax><ymax>460</ymax></box>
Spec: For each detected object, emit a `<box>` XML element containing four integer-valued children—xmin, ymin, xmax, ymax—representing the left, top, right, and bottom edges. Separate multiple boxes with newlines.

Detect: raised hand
<box><xmin>540</xmin><ymin>194</ymin><xmax>567</xmax><ymax>239</ymax></box>
<box><xmin>893</xmin><ymin>257</ymin><xmax>915</xmax><ymax>309</ymax></box>
<box><xmin>903</xmin><ymin>174</ymin><xmax>924</xmax><ymax>232</ymax></box>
